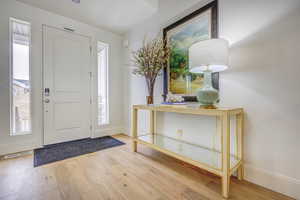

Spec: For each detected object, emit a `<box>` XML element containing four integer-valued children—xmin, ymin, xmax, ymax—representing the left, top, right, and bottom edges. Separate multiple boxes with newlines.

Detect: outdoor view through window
<box><xmin>97</xmin><ymin>42</ymin><xmax>109</xmax><ymax>126</ymax></box>
<box><xmin>10</xmin><ymin>18</ymin><xmax>31</xmax><ymax>135</ymax></box>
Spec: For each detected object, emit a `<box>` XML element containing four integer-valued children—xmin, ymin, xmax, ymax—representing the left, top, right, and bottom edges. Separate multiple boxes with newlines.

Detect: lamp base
<box><xmin>199</xmin><ymin>104</ymin><xmax>217</xmax><ymax>109</ymax></box>
<box><xmin>196</xmin><ymin>70</ymin><xmax>219</xmax><ymax>108</ymax></box>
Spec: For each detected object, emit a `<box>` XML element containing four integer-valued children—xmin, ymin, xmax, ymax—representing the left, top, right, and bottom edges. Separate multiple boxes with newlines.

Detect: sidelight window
<box><xmin>10</xmin><ymin>18</ymin><xmax>32</xmax><ymax>135</ymax></box>
<box><xmin>97</xmin><ymin>42</ymin><xmax>109</xmax><ymax>126</ymax></box>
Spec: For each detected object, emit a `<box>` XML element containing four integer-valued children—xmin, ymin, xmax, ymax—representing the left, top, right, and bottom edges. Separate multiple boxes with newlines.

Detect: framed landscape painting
<box><xmin>163</xmin><ymin>0</ymin><xmax>219</xmax><ymax>101</ymax></box>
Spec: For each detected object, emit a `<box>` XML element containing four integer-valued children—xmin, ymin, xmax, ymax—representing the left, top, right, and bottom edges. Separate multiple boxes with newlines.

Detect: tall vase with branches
<box><xmin>132</xmin><ymin>36</ymin><xmax>170</xmax><ymax>104</ymax></box>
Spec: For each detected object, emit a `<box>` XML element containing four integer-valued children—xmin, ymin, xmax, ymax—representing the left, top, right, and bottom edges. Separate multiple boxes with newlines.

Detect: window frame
<box><xmin>9</xmin><ymin>17</ymin><xmax>33</xmax><ymax>136</ymax></box>
<box><xmin>97</xmin><ymin>41</ymin><xmax>110</xmax><ymax>127</ymax></box>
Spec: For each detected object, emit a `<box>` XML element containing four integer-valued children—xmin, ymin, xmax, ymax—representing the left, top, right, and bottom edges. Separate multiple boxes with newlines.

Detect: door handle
<box><xmin>44</xmin><ymin>99</ymin><xmax>50</xmax><ymax>103</ymax></box>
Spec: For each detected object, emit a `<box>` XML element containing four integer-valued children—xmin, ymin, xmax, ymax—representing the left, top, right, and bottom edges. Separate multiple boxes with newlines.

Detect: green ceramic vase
<box><xmin>196</xmin><ymin>70</ymin><xmax>219</xmax><ymax>107</ymax></box>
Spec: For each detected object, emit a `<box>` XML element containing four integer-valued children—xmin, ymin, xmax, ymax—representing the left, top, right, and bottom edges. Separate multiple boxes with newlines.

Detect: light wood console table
<box><xmin>131</xmin><ymin>104</ymin><xmax>244</xmax><ymax>198</ymax></box>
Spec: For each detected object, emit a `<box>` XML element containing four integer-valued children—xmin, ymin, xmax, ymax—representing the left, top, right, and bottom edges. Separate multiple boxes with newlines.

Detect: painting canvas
<box><xmin>163</xmin><ymin>1</ymin><xmax>218</xmax><ymax>100</ymax></box>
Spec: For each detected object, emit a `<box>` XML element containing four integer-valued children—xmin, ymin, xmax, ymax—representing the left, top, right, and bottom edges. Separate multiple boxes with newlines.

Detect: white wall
<box><xmin>123</xmin><ymin>0</ymin><xmax>300</xmax><ymax>198</ymax></box>
<box><xmin>0</xmin><ymin>0</ymin><xmax>124</xmax><ymax>155</ymax></box>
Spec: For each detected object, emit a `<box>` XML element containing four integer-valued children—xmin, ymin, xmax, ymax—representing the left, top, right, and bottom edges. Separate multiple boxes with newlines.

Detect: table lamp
<box><xmin>189</xmin><ymin>38</ymin><xmax>229</xmax><ymax>108</ymax></box>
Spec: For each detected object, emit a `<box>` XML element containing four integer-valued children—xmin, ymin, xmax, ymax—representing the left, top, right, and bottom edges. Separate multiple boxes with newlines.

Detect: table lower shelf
<box><xmin>135</xmin><ymin>134</ymin><xmax>241</xmax><ymax>176</ymax></box>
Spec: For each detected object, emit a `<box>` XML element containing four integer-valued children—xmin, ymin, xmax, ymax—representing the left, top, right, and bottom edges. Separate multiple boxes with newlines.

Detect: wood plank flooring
<box><xmin>0</xmin><ymin>134</ymin><xmax>294</xmax><ymax>200</ymax></box>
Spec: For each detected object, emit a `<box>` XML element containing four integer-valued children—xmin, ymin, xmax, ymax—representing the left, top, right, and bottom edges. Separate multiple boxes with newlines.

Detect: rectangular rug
<box><xmin>34</xmin><ymin>136</ymin><xmax>125</xmax><ymax>167</ymax></box>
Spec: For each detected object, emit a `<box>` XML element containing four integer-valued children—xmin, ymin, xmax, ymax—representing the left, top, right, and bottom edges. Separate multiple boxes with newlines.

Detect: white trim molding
<box><xmin>244</xmin><ymin>164</ymin><xmax>300</xmax><ymax>199</ymax></box>
<box><xmin>0</xmin><ymin>140</ymin><xmax>41</xmax><ymax>156</ymax></box>
<box><xmin>93</xmin><ymin>126</ymin><xmax>124</xmax><ymax>138</ymax></box>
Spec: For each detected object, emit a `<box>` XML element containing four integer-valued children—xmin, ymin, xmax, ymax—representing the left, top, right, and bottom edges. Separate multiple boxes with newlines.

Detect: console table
<box><xmin>131</xmin><ymin>104</ymin><xmax>244</xmax><ymax>198</ymax></box>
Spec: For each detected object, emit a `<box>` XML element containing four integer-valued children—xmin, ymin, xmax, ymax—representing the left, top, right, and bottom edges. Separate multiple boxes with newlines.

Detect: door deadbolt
<box><xmin>44</xmin><ymin>88</ymin><xmax>50</xmax><ymax>96</ymax></box>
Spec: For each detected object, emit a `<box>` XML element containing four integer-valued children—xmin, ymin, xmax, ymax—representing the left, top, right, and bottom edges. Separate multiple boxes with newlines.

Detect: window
<box><xmin>97</xmin><ymin>42</ymin><xmax>109</xmax><ymax>125</ymax></box>
<box><xmin>10</xmin><ymin>18</ymin><xmax>31</xmax><ymax>135</ymax></box>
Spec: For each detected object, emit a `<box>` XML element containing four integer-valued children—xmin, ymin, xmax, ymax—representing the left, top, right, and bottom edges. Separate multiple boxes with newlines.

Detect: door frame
<box><xmin>42</xmin><ymin>24</ymin><xmax>93</xmax><ymax>145</ymax></box>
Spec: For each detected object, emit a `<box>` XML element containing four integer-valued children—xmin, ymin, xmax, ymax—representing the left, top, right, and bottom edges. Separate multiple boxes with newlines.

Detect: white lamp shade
<box><xmin>189</xmin><ymin>38</ymin><xmax>229</xmax><ymax>73</ymax></box>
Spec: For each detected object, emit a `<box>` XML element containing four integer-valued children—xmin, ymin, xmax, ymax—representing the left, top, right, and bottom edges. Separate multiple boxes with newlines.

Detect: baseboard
<box><xmin>0</xmin><ymin>140</ymin><xmax>42</xmax><ymax>156</ymax></box>
<box><xmin>93</xmin><ymin>126</ymin><xmax>125</xmax><ymax>138</ymax></box>
<box><xmin>244</xmin><ymin>164</ymin><xmax>300</xmax><ymax>199</ymax></box>
<box><xmin>122</xmin><ymin>127</ymin><xmax>147</xmax><ymax>137</ymax></box>
<box><xmin>123</xmin><ymin>127</ymin><xmax>130</xmax><ymax>136</ymax></box>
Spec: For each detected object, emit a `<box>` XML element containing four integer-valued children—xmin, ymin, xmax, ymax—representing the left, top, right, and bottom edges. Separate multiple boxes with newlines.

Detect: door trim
<box><xmin>42</xmin><ymin>24</ymin><xmax>93</xmax><ymax>145</ymax></box>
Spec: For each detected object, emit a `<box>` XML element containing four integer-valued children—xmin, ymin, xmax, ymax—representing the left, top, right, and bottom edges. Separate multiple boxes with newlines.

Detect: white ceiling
<box><xmin>17</xmin><ymin>0</ymin><xmax>159</xmax><ymax>34</ymax></box>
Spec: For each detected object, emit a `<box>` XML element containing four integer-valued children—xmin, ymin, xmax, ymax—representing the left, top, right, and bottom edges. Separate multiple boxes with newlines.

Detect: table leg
<box><xmin>237</xmin><ymin>112</ymin><xmax>244</xmax><ymax>180</ymax></box>
<box><xmin>150</xmin><ymin>110</ymin><xmax>155</xmax><ymax>143</ymax></box>
<box><xmin>131</xmin><ymin>108</ymin><xmax>138</xmax><ymax>152</ymax></box>
<box><xmin>222</xmin><ymin>112</ymin><xmax>230</xmax><ymax>198</ymax></box>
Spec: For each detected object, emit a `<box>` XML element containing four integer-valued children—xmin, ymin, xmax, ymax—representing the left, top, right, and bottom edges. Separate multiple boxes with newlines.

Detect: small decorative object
<box><xmin>132</xmin><ymin>36</ymin><xmax>170</xmax><ymax>104</ymax></box>
<box><xmin>163</xmin><ymin>0</ymin><xmax>219</xmax><ymax>101</ymax></box>
<box><xmin>189</xmin><ymin>38</ymin><xmax>229</xmax><ymax>109</ymax></box>
<box><xmin>163</xmin><ymin>93</ymin><xmax>185</xmax><ymax>105</ymax></box>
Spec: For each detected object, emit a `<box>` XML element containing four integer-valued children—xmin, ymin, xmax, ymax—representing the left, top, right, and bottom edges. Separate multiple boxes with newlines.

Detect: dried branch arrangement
<box><xmin>132</xmin><ymin>36</ymin><xmax>170</xmax><ymax>103</ymax></box>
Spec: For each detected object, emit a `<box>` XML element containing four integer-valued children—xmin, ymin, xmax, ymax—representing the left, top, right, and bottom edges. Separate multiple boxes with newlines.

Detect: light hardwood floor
<box><xmin>0</xmin><ymin>134</ymin><xmax>294</xmax><ymax>200</ymax></box>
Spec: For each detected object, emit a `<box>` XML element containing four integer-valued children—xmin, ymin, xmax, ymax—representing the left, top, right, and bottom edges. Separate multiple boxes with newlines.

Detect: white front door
<box><xmin>43</xmin><ymin>26</ymin><xmax>91</xmax><ymax>145</ymax></box>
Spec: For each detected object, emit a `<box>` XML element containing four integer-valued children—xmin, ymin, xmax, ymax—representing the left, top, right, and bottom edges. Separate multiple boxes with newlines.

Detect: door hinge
<box><xmin>90</xmin><ymin>99</ymin><xmax>92</xmax><ymax>104</ymax></box>
<box><xmin>89</xmin><ymin>72</ymin><xmax>92</xmax><ymax>78</ymax></box>
<box><xmin>90</xmin><ymin>125</ymin><xmax>92</xmax><ymax>130</ymax></box>
<box><xmin>89</xmin><ymin>46</ymin><xmax>92</xmax><ymax>54</ymax></box>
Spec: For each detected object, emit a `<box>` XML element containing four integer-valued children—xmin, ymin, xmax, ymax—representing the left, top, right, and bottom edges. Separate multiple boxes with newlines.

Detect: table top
<box><xmin>133</xmin><ymin>104</ymin><xmax>243</xmax><ymax>116</ymax></box>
